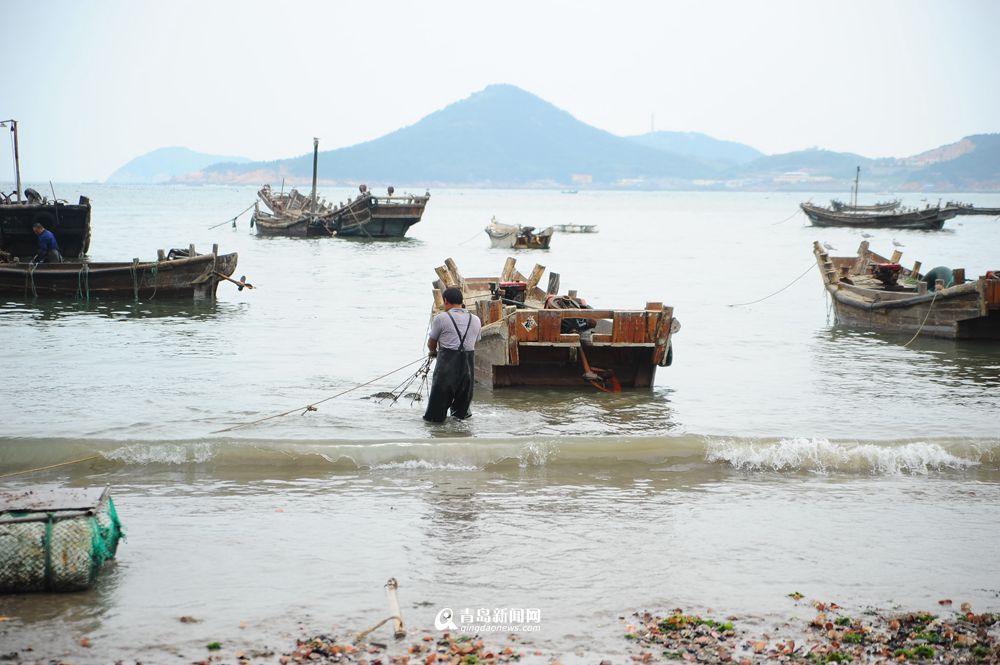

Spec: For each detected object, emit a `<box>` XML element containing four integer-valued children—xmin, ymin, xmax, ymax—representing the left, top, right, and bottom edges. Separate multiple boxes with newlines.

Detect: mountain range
<box><xmin>113</xmin><ymin>85</ymin><xmax>1000</xmax><ymax>191</ymax></box>
<box><xmin>107</xmin><ymin>147</ymin><xmax>250</xmax><ymax>184</ymax></box>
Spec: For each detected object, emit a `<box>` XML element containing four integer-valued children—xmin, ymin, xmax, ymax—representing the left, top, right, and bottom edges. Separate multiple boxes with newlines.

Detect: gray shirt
<box><xmin>429</xmin><ymin>308</ymin><xmax>482</xmax><ymax>351</ymax></box>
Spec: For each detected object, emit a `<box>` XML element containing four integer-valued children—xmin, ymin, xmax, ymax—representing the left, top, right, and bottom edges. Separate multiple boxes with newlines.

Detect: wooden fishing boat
<box><xmin>0</xmin><ymin>243</ymin><xmax>239</xmax><ymax>299</ymax></box>
<box><xmin>251</xmin><ymin>139</ymin><xmax>429</xmax><ymax>239</ymax></box>
<box><xmin>801</xmin><ymin>202</ymin><xmax>958</xmax><ymax>230</ymax></box>
<box><xmin>946</xmin><ymin>202</ymin><xmax>1000</xmax><ymax>216</ymax></box>
<box><xmin>485</xmin><ymin>217</ymin><xmax>553</xmax><ymax>249</ymax></box>
<box><xmin>430</xmin><ymin>256</ymin><xmax>679</xmax><ymax>389</ymax></box>
<box><xmin>552</xmin><ymin>223</ymin><xmax>599</xmax><ymax>233</ymax></box>
<box><xmin>813</xmin><ymin>240</ymin><xmax>1000</xmax><ymax>340</ymax></box>
<box><xmin>0</xmin><ymin>119</ymin><xmax>92</xmax><ymax>259</ymax></box>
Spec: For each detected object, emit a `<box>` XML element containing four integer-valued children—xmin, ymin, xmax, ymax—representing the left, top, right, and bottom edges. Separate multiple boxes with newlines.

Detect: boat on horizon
<box><xmin>0</xmin><ymin>119</ymin><xmax>92</xmax><ymax>260</ymax></box>
<box><xmin>250</xmin><ymin>139</ymin><xmax>429</xmax><ymax>239</ymax></box>
<box><xmin>430</xmin><ymin>256</ymin><xmax>678</xmax><ymax>389</ymax></box>
<box><xmin>813</xmin><ymin>240</ymin><xmax>1000</xmax><ymax>340</ymax></box>
<box><xmin>552</xmin><ymin>223</ymin><xmax>598</xmax><ymax>233</ymax></box>
<box><xmin>0</xmin><ymin>244</ymin><xmax>239</xmax><ymax>300</ymax></box>
<box><xmin>945</xmin><ymin>201</ymin><xmax>1000</xmax><ymax>216</ymax></box>
<box><xmin>484</xmin><ymin>216</ymin><xmax>553</xmax><ymax>249</ymax></box>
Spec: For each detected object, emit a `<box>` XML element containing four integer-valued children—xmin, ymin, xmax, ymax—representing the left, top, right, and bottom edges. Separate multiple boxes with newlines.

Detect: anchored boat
<box><xmin>0</xmin><ymin>243</ymin><xmax>239</xmax><ymax>299</ymax></box>
<box><xmin>946</xmin><ymin>202</ymin><xmax>1000</xmax><ymax>216</ymax></box>
<box><xmin>813</xmin><ymin>240</ymin><xmax>1000</xmax><ymax>340</ymax></box>
<box><xmin>251</xmin><ymin>139</ymin><xmax>429</xmax><ymax>238</ymax></box>
<box><xmin>552</xmin><ymin>223</ymin><xmax>598</xmax><ymax>233</ymax></box>
<box><xmin>0</xmin><ymin>119</ymin><xmax>92</xmax><ymax>259</ymax></box>
<box><xmin>430</xmin><ymin>256</ymin><xmax>679</xmax><ymax>389</ymax></box>
<box><xmin>484</xmin><ymin>217</ymin><xmax>553</xmax><ymax>249</ymax></box>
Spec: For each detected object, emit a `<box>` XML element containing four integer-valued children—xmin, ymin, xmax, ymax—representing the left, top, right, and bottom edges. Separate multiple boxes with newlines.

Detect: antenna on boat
<box><xmin>0</xmin><ymin>119</ymin><xmax>22</xmax><ymax>202</ymax></box>
<box><xmin>310</xmin><ymin>137</ymin><xmax>319</xmax><ymax>212</ymax></box>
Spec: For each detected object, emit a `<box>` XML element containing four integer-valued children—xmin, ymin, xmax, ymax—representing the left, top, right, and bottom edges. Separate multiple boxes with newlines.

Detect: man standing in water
<box><xmin>32</xmin><ymin>222</ymin><xmax>63</xmax><ymax>263</ymax></box>
<box><xmin>423</xmin><ymin>287</ymin><xmax>481</xmax><ymax>422</ymax></box>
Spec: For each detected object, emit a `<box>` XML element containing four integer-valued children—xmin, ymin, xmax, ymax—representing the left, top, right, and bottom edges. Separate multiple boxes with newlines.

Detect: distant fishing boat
<box><xmin>429</xmin><ymin>256</ymin><xmax>679</xmax><ymax>389</ymax></box>
<box><xmin>0</xmin><ymin>244</ymin><xmax>239</xmax><ymax>299</ymax></box>
<box><xmin>0</xmin><ymin>119</ymin><xmax>92</xmax><ymax>260</ymax></box>
<box><xmin>813</xmin><ymin>240</ymin><xmax>1000</xmax><ymax>340</ymax></box>
<box><xmin>561</xmin><ymin>189</ymin><xmax>578</xmax><ymax>194</ymax></box>
<box><xmin>485</xmin><ymin>216</ymin><xmax>553</xmax><ymax>249</ymax></box>
<box><xmin>946</xmin><ymin>201</ymin><xmax>1000</xmax><ymax>216</ymax></box>
<box><xmin>552</xmin><ymin>223</ymin><xmax>598</xmax><ymax>233</ymax></box>
<box><xmin>802</xmin><ymin>167</ymin><xmax>955</xmax><ymax>230</ymax></box>
<box><xmin>251</xmin><ymin>139</ymin><xmax>429</xmax><ymax>238</ymax></box>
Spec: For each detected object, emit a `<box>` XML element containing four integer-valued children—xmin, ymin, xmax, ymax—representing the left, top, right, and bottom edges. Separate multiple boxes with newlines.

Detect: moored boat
<box><xmin>0</xmin><ymin>119</ymin><xmax>92</xmax><ymax>259</ymax></box>
<box><xmin>552</xmin><ymin>223</ymin><xmax>598</xmax><ymax>233</ymax></box>
<box><xmin>485</xmin><ymin>217</ymin><xmax>553</xmax><ymax>249</ymax></box>
<box><xmin>0</xmin><ymin>243</ymin><xmax>239</xmax><ymax>299</ymax></box>
<box><xmin>946</xmin><ymin>202</ymin><xmax>1000</xmax><ymax>216</ymax></box>
<box><xmin>430</xmin><ymin>256</ymin><xmax>679</xmax><ymax>389</ymax></box>
<box><xmin>813</xmin><ymin>240</ymin><xmax>1000</xmax><ymax>340</ymax></box>
<box><xmin>830</xmin><ymin>198</ymin><xmax>900</xmax><ymax>212</ymax></box>
<box><xmin>801</xmin><ymin>202</ymin><xmax>958</xmax><ymax>230</ymax></box>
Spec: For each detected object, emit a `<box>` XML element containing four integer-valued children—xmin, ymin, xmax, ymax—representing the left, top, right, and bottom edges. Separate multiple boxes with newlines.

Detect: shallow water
<box><xmin>1</xmin><ymin>185</ymin><xmax>999</xmax><ymax>662</ymax></box>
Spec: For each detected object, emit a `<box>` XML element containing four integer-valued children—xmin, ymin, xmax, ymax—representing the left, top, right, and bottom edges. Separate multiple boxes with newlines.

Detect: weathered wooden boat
<box><xmin>0</xmin><ymin>243</ymin><xmax>239</xmax><ymax>299</ymax></box>
<box><xmin>0</xmin><ymin>486</ymin><xmax>123</xmax><ymax>592</ymax></box>
<box><xmin>801</xmin><ymin>202</ymin><xmax>958</xmax><ymax>230</ymax></box>
<box><xmin>485</xmin><ymin>217</ymin><xmax>554</xmax><ymax>249</ymax></box>
<box><xmin>813</xmin><ymin>240</ymin><xmax>1000</xmax><ymax>340</ymax></box>
<box><xmin>830</xmin><ymin>198</ymin><xmax>900</xmax><ymax>212</ymax></box>
<box><xmin>430</xmin><ymin>256</ymin><xmax>679</xmax><ymax>389</ymax></box>
<box><xmin>946</xmin><ymin>202</ymin><xmax>1000</xmax><ymax>216</ymax></box>
<box><xmin>0</xmin><ymin>119</ymin><xmax>92</xmax><ymax>259</ymax></box>
<box><xmin>251</xmin><ymin>139</ymin><xmax>429</xmax><ymax>238</ymax></box>
<box><xmin>552</xmin><ymin>223</ymin><xmax>599</xmax><ymax>233</ymax></box>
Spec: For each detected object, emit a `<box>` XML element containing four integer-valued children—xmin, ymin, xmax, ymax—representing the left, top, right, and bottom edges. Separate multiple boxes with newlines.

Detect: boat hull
<box><xmin>253</xmin><ymin>193</ymin><xmax>428</xmax><ymax>239</ymax></box>
<box><xmin>0</xmin><ymin>198</ymin><xmax>92</xmax><ymax>259</ymax></box>
<box><xmin>802</xmin><ymin>203</ymin><xmax>956</xmax><ymax>230</ymax></box>
<box><xmin>0</xmin><ymin>251</ymin><xmax>238</xmax><ymax>300</ymax></box>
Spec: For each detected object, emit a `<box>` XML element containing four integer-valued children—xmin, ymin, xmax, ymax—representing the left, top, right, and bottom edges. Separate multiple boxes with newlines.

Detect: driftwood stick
<box><xmin>385</xmin><ymin>577</ymin><xmax>406</xmax><ymax>639</ymax></box>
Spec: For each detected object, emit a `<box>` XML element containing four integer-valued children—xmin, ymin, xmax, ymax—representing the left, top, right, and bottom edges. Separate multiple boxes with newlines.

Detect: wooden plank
<box><xmin>475</xmin><ymin>299</ymin><xmax>489</xmax><ymax>322</ymax></box>
<box><xmin>546</xmin><ymin>272</ymin><xmax>560</xmax><ymax>295</ymax></box>
<box><xmin>488</xmin><ymin>299</ymin><xmax>502</xmax><ymax>324</ymax></box>
<box><xmin>557</xmin><ymin>333</ymin><xmax>580</xmax><ymax>344</ymax></box>
<box><xmin>444</xmin><ymin>257</ymin><xmax>465</xmax><ymax>290</ymax></box>
<box><xmin>435</xmin><ymin>265</ymin><xmax>455</xmax><ymax>287</ymax></box>
<box><xmin>433</xmin><ymin>289</ymin><xmax>444</xmax><ymax>309</ymax></box>
<box><xmin>507</xmin><ymin>315</ymin><xmax>519</xmax><ymax>365</ymax></box>
<box><xmin>500</xmin><ymin>257</ymin><xmax>516</xmax><ymax>282</ymax></box>
<box><xmin>953</xmin><ymin>268</ymin><xmax>965</xmax><ymax>284</ymax></box>
<box><xmin>538</xmin><ymin>309</ymin><xmax>562</xmax><ymax>342</ymax></box>
<box><xmin>591</xmin><ymin>333</ymin><xmax>612</xmax><ymax>343</ymax></box>
<box><xmin>912</xmin><ymin>261</ymin><xmax>922</xmax><ymax>278</ymax></box>
<box><xmin>646</xmin><ymin>310</ymin><xmax>658</xmax><ymax>341</ymax></box>
<box><xmin>645</xmin><ymin>302</ymin><xmax>663</xmax><ymax>311</ymax></box>
<box><xmin>613</xmin><ymin>312</ymin><xmax>646</xmax><ymax>343</ymax></box>
<box><xmin>890</xmin><ymin>249</ymin><xmax>903</xmax><ymax>264</ymax></box>
<box><xmin>525</xmin><ymin>264</ymin><xmax>545</xmax><ymax>291</ymax></box>
<box><xmin>515</xmin><ymin>310</ymin><xmax>539</xmax><ymax>342</ymax></box>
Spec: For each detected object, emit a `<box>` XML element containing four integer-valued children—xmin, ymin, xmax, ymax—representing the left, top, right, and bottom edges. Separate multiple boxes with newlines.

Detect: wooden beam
<box><xmin>890</xmin><ymin>249</ymin><xmax>902</xmax><ymax>264</ymax></box>
<box><xmin>525</xmin><ymin>264</ymin><xmax>545</xmax><ymax>291</ymax></box>
<box><xmin>500</xmin><ymin>257</ymin><xmax>516</xmax><ymax>282</ymax></box>
<box><xmin>432</xmin><ymin>289</ymin><xmax>444</xmax><ymax>309</ymax></box>
<box><xmin>435</xmin><ymin>265</ymin><xmax>455</xmax><ymax>287</ymax></box>
<box><xmin>953</xmin><ymin>268</ymin><xmax>965</xmax><ymax>284</ymax></box>
<box><xmin>444</xmin><ymin>257</ymin><xmax>465</xmax><ymax>290</ymax></box>
<box><xmin>546</xmin><ymin>272</ymin><xmax>560</xmax><ymax>295</ymax></box>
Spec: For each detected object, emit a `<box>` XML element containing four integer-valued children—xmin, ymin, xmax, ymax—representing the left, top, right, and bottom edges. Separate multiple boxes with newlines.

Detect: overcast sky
<box><xmin>3</xmin><ymin>0</ymin><xmax>997</xmax><ymax>182</ymax></box>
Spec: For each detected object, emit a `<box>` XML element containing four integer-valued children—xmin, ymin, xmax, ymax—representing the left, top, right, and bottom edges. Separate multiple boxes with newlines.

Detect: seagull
<box><xmin>892</xmin><ymin>239</ymin><xmax>905</xmax><ymax>247</ymax></box>
<box><xmin>860</xmin><ymin>232</ymin><xmax>874</xmax><ymax>238</ymax></box>
<box><xmin>823</xmin><ymin>242</ymin><xmax>836</xmax><ymax>251</ymax></box>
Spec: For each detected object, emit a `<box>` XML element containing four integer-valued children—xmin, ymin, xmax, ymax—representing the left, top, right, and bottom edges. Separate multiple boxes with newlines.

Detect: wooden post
<box><xmin>476</xmin><ymin>299</ymin><xmax>489</xmax><ymax>322</ymax></box>
<box><xmin>890</xmin><ymin>250</ymin><xmax>902</xmax><ymax>264</ymax></box>
<box><xmin>953</xmin><ymin>268</ymin><xmax>965</xmax><ymax>284</ymax></box>
<box><xmin>432</xmin><ymin>279</ymin><xmax>444</xmax><ymax>291</ymax></box>
<box><xmin>444</xmin><ymin>257</ymin><xmax>465</xmax><ymax>290</ymax></box>
<box><xmin>546</xmin><ymin>272</ymin><xmax>560</xmax><ymax>295</ymax></box>
<box><xmin>432</xmin><ymin>289</ymin><xmax>444</xmax><ymax>309</ymax></box>
<box><xmin>189</xmin><ymin>244</ymin><xmax>196</xmax><ymax>257</ymax></box>
<box><xmin>500</xmin><ymin>257</ymin><xmax>516</xmax><ymax>282</ymax></box>
<box><xmin>911</xmin><ymin>261</ymin><xmax>922</xmax><ymax>278</ymax></box>
<box><xmin>435</xmin><ymin>265</ymin><xmax>455</xmax><ymax>287</ymax></box>
<box><xmin>645</xmin><ymin>302</ymin><xmax>663</xmax><ymax>311</ymax></box>
<box><xmin>488</xmin><ymin>299</ymin><xmax>502</xmax><ymax>323</ymax></box>
<box><xmin>525</xmin><ymin>264</ymin><xmax>545</xmax><ymax>291</ymax></box>
<box><xmin>157</xmin><ymin>249</ymin><xmax>166</xmax><ymax>261</ymax></box>
<box><xmin>385</xmin><ymin>578</ymin><xmax>406</xmax><ymax>640</ymax></box>
<box><xmin>935</xmin><ymin>279</ymin><xmax>945</xmax><ymax>292</ymax></box>
<box><xmin>568</xmin><ymin>289</ymin><xmax>577</xmax><ymax>300</ymax></box>
<box><xmin>918</xmin><ymin>281</ymin><xmax>928</xmax><ymax>295</ymax></box>
<box><xmin>212</xmin><ymin>243</ymin><xmax>219</xmax><ymax>256</ymax></box>
<box><xmin>839</xmin><ymin>265</ymin><xmax>850</xmax><ymax>280</ymax></box>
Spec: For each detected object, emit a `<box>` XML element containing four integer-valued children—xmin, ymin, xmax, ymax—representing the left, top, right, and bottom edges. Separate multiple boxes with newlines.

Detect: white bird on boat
<box><xmin>823</xmin><ymin>242</ymin><xmax>836</xmax><ymax>251</ymax></box>
<box><xmin>861</xmin><ymin>232</ymin><xmax>874</xmax><ymax>238</ymax></box>
<box><xmin>892</xmin><ymin>239</ymin><xmax>905</xmax><ymax>247</ymax></box>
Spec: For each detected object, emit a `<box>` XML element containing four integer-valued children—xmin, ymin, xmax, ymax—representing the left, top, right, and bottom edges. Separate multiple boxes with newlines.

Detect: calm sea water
<box><xmin>1</xmin><ymin>184</ymin><xmax>999</xmax><ymax>662</ymax></box>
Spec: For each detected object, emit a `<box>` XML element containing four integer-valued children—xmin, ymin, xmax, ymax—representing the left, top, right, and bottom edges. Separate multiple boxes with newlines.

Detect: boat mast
<box><xmin>852</xmin><ymin>165</ymin><xmax>860</xmax><ymax>208</ymax></box>
<box><xmin>310</xmin><ymin>137</ymin><xmax>319</xmax><ymax>212</ymax></box>
<box><xmin>1</xmin><ymin>119</ymin><xmax>22</xmax><ymax>202</ymax></box>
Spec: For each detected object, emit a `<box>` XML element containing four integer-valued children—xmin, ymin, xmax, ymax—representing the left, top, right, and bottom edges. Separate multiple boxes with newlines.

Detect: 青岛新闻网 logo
<box><xmin>434</xmin><ymin>606</ymin><xmax>542</xmax><ymax>633</ymax></box>
<box><xmin>435</xmin><ymin>607</ymin><xmax>458</xmax><ymax>631</ymax></box>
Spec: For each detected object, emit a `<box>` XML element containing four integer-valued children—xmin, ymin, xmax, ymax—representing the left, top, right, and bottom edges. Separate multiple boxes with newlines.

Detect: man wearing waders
<box><xmin>423</xmin><ymin>287</ymin><xmax>482</xmax><ymax>422</ymax></box>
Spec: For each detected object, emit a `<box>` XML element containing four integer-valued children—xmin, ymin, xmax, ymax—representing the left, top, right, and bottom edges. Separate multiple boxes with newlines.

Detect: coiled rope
<box><xmin>727</xmin><ymin>262</ymin><xmax>816</xmax><ymax>307</ymax></box>
<box><xmin>211</xmin><ymin>356</ymin><xmax>431</xmax><ymax>433</ymax></box>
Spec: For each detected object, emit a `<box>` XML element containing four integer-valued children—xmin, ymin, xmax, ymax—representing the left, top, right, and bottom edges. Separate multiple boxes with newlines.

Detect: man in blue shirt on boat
<box><xmin>423</xmin><ymin>287</ymin><xmax>482</xmax><ymax>423</ymax></box>
<box><xmin>32</xmin><ymin>222</ymin><xmax>63</xmax><ymax>263</ymax></box>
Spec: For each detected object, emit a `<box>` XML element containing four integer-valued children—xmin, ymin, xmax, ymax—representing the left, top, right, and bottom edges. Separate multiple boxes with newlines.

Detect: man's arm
<box><xmin>427</xmin><ymin>337</ymin><xmax>438</xmax><ymax>357</ymax></box>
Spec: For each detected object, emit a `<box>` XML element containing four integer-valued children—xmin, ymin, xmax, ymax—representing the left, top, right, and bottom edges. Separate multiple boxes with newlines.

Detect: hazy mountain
<box><xmin>107</xmin><ymin>147</ymin><xmax>250</xmax><ymax>184</ymax></box>
<box><xmin>628</xmin><ymin>131</ymin><xmax>763</xmax><ymax>166</ymax></box>
<box><xmin>903</xmin><ymin>134</ymin><xmax>1000</xmax><ymax>191</ymax></box>
<box><xmin>740</xmin><ymin>148</ymin><xmax>876</xmax><ymax>174</ymax></box>
<box><xmin>191</xmin><ymin>84</ymin><xmax>711</xmax><ymax>186</ymax></box>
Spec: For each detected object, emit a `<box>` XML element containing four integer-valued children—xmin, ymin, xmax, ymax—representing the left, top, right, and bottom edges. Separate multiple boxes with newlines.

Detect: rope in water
<box><xmin>0</xmin><ymin>455</ymin><xmax>103</xmax><ymax>479</ymax></box>
<box><xmin>207</xmin><ymin>201</ymin><xmax>257</xmax><ymax>230</ymax></box>
<box><xmin>903</xmin><ymin>290</ymin><xmax>939</xmax><ymax>347</ymax></box>
<box><xmin>76</xmin><ymin>264</ymin><xmax>90</xmax><ymax>303</ymax></box>
<box><xmin>727</xmin><ymin>262</ymin><xmax>816</xmax><ymax>307</ymax></box>
<box><xmin>770</xmin><ymin>201</ymin><xmax>808</xmax><ymax>226</ymax></box>
<box><xmin>211</xmin><ymin>356</ymin><xmax>431</xmax><ymax>433</ymax></box>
